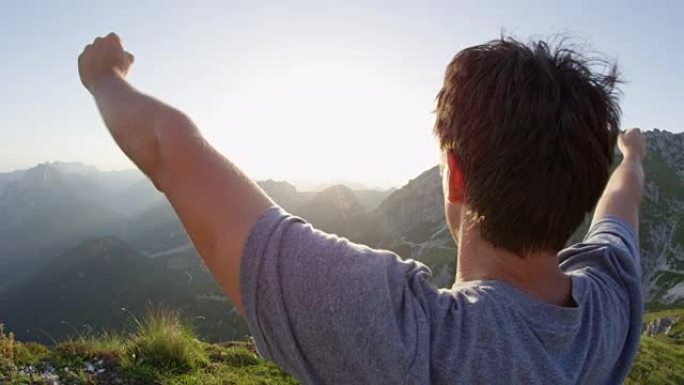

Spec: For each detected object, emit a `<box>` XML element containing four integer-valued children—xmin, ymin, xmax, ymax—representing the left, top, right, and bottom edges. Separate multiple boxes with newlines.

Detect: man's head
<box><xmin>435</xmin><ymin>37</ymin><xmax>621</xmax><ymax>255</ymax></box>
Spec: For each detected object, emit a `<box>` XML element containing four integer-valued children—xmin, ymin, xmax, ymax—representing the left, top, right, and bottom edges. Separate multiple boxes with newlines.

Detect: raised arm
<box><xmin>591</xmin><ymin>128</ymin><xmax>646</xmax><ymax>233</ymax></box>
<box><xmin>78</xmin><ymin>33</ymin><xmax>274</xmax><ymax>313</ymax></box>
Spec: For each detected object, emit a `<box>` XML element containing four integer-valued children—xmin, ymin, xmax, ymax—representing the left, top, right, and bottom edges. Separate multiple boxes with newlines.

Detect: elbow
<box><xmin>149</xmin><ymin>108</ymin><xmax>204</xmax><ymax>192</ymax></box>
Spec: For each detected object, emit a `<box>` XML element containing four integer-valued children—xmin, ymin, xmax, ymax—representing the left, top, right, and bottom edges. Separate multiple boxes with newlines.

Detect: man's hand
<box><xmin>591</xmin><ymin>127</ymin><xmax>646</xmax><ymax>233</ymax></box>
<box><xmin>618</xmin><ymin>128</ymin><xmax>646</xmax><ymax>161</ymax></box>
<box><xmin>78</xmin><ymin>33</ymin><xmax>135</xmax><ymax>91</ymax></box>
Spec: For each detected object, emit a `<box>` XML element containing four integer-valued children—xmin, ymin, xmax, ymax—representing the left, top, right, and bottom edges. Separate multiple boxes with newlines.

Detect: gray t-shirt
<box><xmin>240</xmin><ymin>207</ymin><xmax>643</xmax><ymax>385</ymax></box>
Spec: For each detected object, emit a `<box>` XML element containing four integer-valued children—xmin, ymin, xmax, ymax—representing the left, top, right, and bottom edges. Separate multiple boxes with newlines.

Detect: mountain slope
<box><xmin>372</xmin><ymin>129</ymin><xmax>684</xmax><ymax>303</ymax></box>
<box><xmin>0</xmin><ymin>164</ymin><xmax>394</xmax><ymax>344</ymax></box>
<box><xmin>374</xmin><ymin>166</ymin><xmax>456</xmax><ymax>286</ymax></box>
<box><xmin>0</xmin><ymin>164</ymin><xmax>128</xmax><ymax>289</ymax></box>
<box><xmin>638</xmin><ymin>130</ymin><xmax>684</xmax><ymax>305</ymax></box>
<box><xmin>294</xmin><ymin>184</ymin><xmax>376</xmax><ymax>241</ymax></box>
<box><xmin>0</xmin><ymin>237</ymin><xmax>247</xmax><ymax>344</ymax></box>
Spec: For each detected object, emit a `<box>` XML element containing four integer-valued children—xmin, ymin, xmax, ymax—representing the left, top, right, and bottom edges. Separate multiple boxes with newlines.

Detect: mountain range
<box><xmin>0</xmin><ymin>129</ymin><xmax>682</xmax><ymax>344</ymax></box>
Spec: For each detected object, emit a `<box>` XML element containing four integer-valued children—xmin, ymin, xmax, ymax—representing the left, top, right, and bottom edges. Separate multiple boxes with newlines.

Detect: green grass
<box><xmin>13</xmin><ymin>342</ymin><xmax>50</xmax><ymax>367</ymax></box>
<box><xmin>626</xmin><ymin>309</ymin><xmax>684</xmax><ymax>385</ymax></box>
<box><xmin>626</xmin><ymin>337</ymin><xmax>684</xmax><ymax>385</ymax></box>
<box><xmin>126</xmin><ymin>309</ymin><xmax>208</xmax><ymax>374</ymax></box>
<box><xmin>0</xmin><ymin>310</ymin><xmax>299</xmax><ymax>385</ymax></box>
<box><xmin>2</xmin><ymin>309</ymin><xmax>684</xmax><ymax>384</ymax></box>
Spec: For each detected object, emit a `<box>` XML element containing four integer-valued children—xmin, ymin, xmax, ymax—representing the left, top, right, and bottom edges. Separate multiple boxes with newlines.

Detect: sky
<box><xmin>1</xmin><ymin>0</ymin><xmax>682</xmax><ymax>189</ymax></box>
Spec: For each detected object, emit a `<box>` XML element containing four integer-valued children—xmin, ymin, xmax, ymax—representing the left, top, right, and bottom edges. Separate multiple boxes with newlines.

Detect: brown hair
<box><xmin>434</xmin><ymin>37</ymin><xmax>621</xmax><ymax>254</ymax></box>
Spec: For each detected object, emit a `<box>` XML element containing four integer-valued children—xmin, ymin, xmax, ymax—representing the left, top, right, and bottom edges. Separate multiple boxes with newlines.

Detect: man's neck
<box><xmin>454</xmin><ymin>227</ymin><xmax>575</xmax><ymax>307</ymax></box>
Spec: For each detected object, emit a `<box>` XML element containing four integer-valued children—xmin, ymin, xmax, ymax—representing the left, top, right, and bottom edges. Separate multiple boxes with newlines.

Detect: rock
<box><xmin>643</xmin><ymin>316</ymin><xmax>680</xmax><ymax>337</ymax></box>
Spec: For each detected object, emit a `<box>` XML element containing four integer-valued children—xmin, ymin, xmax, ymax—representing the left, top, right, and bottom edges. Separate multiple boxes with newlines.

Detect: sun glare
<box><xmin>205</xmin><ymin>60</ymin><xmax>439</xmax><ymax>189</ymax></box>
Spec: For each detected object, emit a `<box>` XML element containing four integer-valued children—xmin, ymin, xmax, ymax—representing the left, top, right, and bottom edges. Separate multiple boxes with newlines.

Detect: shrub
<box><xmin>0</xmin><ymin>324</ymin><xmax>17</xmax><ymax>372</ymax></box>
<box><xmin>52</xmin><ymin>339</ymin><xmax>97</xmax><ymax>368</ymax></box>
<box><xmin>13</xmin><ymin>342</ymin><xmax>50</xmax><ymax>367</ymax></box>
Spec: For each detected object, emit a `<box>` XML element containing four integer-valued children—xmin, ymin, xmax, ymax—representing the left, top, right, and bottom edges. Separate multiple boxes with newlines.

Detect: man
<box><xmin>78</xmin><ymin>33</ymin><xmax>644</xmax><ymax>384</ymax></box>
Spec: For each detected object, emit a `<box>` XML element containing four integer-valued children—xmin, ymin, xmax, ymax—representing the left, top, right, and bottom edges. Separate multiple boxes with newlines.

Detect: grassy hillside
<box><xmin>1</xmin><ymin>309</ymin><xmax>683</xmax><ymax>384</ymax></box>
<box><xmin>626</xmin><ymin>309</ymin><xmax>684</xmax><ymax>385</ymax></box>
<box><xmin>0</xmin><ymin>310</ymin><xmax>297</xmax><ymax>385</ymax></box>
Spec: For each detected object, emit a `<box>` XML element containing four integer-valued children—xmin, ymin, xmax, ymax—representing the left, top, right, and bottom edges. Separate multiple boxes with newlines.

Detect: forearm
<box><xmin>89</xmin><ymin>75</ymin><xmax>201</xmax><ymax>189</ymax></box>
<box><xmin>591</xmin><ymin>154</ymin><xmax>645</xmax><ymax>232</ymax></box>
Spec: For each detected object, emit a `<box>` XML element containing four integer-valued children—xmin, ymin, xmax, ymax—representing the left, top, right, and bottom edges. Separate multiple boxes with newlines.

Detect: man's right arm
<box><xmin>78</xmin><ymin>33</ymin><xmax>274</xmax><ymax>314</ymax></box>
<box><xmin>591</xmin><ymin>128</ymin><xmax>646</xmax><ymax>233</ymax></box>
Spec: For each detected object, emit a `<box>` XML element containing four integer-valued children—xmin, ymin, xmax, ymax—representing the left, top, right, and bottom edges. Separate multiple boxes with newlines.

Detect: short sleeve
<box><xmin>583</xmin><ymin>216</ymin><xmax>640</xmax><ymax>261</ymax></box>
<box><xmin>559</xmin><ymin>217</ymin><xmax>644</xmax><ymax>383</ymax></box>
<box><xmin>559</xmin><ymin>216</ymin><xmax>641</xmax><ymax>289</ymax></box>
<box><xmin>240</xmin><ymin>207</ymin><xmax>433</xmax><ymax>385</ymax></box>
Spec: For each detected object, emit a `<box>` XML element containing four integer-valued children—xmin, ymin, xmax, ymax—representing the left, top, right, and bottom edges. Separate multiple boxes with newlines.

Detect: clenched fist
<box><xmin>618</xmin><ymin>128</ymin><xmax>647</xmax><ymax>160</ymax></box>
<box><xmin>78</xmin><ymin>33</ymin><xmax>134</xmax><ymax>91</ymax></box>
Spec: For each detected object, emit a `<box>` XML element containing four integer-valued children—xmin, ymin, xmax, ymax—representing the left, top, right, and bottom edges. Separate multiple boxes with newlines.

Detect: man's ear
<box><xmin>446</xmin><ymin>151</ymin><xmax>464</xmax><ymax>204</ymax></box>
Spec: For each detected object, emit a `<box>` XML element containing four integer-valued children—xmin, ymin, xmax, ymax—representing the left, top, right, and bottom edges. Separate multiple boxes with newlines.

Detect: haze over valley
<box><xmin>0</xmin><ymin>129</ymin><xmax>682</xmax><ymax>345</ymax></box>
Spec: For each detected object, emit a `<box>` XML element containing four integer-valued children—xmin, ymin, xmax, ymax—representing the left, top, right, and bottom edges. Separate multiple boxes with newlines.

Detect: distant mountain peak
<box><xmin>310</xmin><ymin>184</ymin><xmax>361</xmax><ymax>211</ymax></box>
<box><xmin>21</xmin><ymin>162</ymin><xmax>65</xmax><ymax>186</ymax></box>
<box><xmin>258</xmin><ymin>179</ymin><xmax>297</xmax><ymax>194</ymax></box>
<box><xmin>15</xmin><ymin>162</ymin><xmax>100</xmax><ymax>188</ymax></box>
<box><xmin>49</xmin><ymin>161</ymin><xmax>100</xmax><ymax>175</ymax></box>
